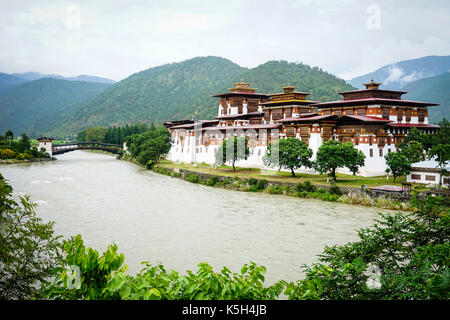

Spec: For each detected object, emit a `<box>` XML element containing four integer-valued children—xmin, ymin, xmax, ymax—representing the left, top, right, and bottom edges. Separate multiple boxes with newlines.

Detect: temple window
<box><xmin>382</xmin><ymin>108</ymin><xmax>390</xmax><ymax>119</ymax></box>
<box><xmin>357</xmin><ymin>108</ymin><xmax>366</xmax><ymax>116</ymax></box>
<box><xmin>379</xmin><ymin>149</ymin><xmax>383</xmax><ymax>157</ymax></box>
<box><xmin>397</xmin><ymin>110</ymin><xmax>403</xmax><ymax>122</ymax></box>
<box><xmin>370</xmin><ymin>149</ymin><xmax>373</xmax><ymax>157</ymax></box>
<box><xmin>418</xmin><ymin>109</ymin><xmax>425</xmax><ymax>123</ymax></box>
<box><xmin>406</xmin><ymin>110</ymin><xmax>412</xmax><ymax>122</ymax></box>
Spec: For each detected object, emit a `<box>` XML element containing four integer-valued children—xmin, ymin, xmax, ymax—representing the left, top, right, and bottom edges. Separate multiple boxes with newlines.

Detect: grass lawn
<box><xmin>158</xmin><ymin>159</ymin><xmax>408</xmax><ymax>188</ymax></box>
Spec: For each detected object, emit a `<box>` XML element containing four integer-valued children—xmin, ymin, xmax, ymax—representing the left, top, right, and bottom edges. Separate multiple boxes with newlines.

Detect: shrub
<box><xmin>0</xmin><ymin>148</ymin><xmax>15</xmax><ymax>159</ymax></box>
<box><xmin>328</xmin><ymin>184</ymin><xmax>343</xmax><ymax>195</ymax></box>
<box><xmin>294</xmin><ymin>183</ymin><xmax>305</xmax><ymax>193</ymax></box>
<box><xmin>172</xmin><ymin>172</ymin><xmax>181</xmax><ymax>178</ymax></box>
<box><xmin>257</xmin><ymin>179</ymin><xmax>268</xmax><ymax>190</ymax></box>
<box><xmin>340</xmin><ymin>193</ymin><xmax>375</xmax><ymax>206</ymax></box>
<box><xmin>267</xmin><ymin>185</ymin><xmax>284</xmax><ymax>195</ymax></box>
<box><xmin>206</xmin><ymin>176</ymin><xmax>220</xmax><ymax>186</ymax></box>
<box><xmin>303</xmin><ymin>181</ymin><xmax>317</xmax><ymax>192</ymax></box>
<box><xmin>184</xmin><ymin>174</ymin><xmax>201</xmax><ymax>184</ymax></box>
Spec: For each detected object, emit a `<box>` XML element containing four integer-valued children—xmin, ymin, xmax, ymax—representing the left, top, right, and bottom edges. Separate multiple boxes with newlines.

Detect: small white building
<box><xmin>406</xmin><ymin>159</ymin><xmax>449</xmax><ymax>187</ymax></box>
<box><xmin>37</xmin><ymin>137</ymin><xmax>53</xmax><ymax>157</ymax></box>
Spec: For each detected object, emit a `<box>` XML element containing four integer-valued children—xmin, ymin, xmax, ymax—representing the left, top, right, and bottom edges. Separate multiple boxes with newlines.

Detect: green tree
<box><xmin>18</xmin><ymin>133</ymin><xmax>31</xmax><ymax>153</ymax></box>
<box><xmin>264</xmin><ymin>138</ymin><xmax>313</xmax><ymax>177</ymax></box>
<box><xmin>84</xmin><ymin>126</ymin><xmax>108</xmax><ymax>142</ymax></box>
<box><xmin>313</xmin><ymin>140</ymin><xmax>365</xmax><ymax>182</ymax></box>
<box><xmin>41</xmin><ymin>235</ymin><xmax>286</xmax><ymax>300</ymax></box>
<box><xmin>401</xmin><ymin>127</ymin><xmax>433</xmax><ymax>152</ymax></box>
<box><xmin>215</xmin><ymin>137</ymin><xmax>250</xmax><ymax>171</ymax></box>
<box><xmin>5</xmin><ymin>130</ymin><xmax>13</xmax><ymax>146</ymax></box>
<box><xmin>285</xmin><ymin>196</ymin><xmax>449</xmax><ymax>300</ymax></box>
<box><xmin>127</xmin><ymin>126</ymin><xmax>171</xmax><ymax>168</ymax></box>
<box><xmin>429</xmin><ymin>144</ymin><xmax>450</xmax><ymax>185</ymax></box>
<box><xmin>385</xmin><ymin>152</ymin><xmax>412</xmax><ymax>182</ymax></box>
<box><xmin>0</xmin><ymin>174</ymin><xmax>62</xmax><ymax>299</ymax></box>
<box><xmin>400</xmin><ymin>140</ymin><xmax>426</xmax><ymax>163</ymax></box>
<box><xmin>432</xmin><ymin>118</ymin><xmax>450</xmax><ymax>147</ymax></box>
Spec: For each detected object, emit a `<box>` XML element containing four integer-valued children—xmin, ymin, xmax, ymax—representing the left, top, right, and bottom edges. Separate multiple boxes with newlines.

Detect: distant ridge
<box><xmin>42</xmin><ymin>56</ymin><xmax>355</xmax><ymax>138</ymax></box>
<box><xmin>0</xmin><ymin>78</ymin><xmax>112</xmax><ymax>136</ymax></box>
<box><xmin>0</xmin><ymin>73</ymin><xmax>28</xmax><ymax>93</ymax></box>
<box><xmin>403</xmin><ymin>72</ymin><xmax>450</xmax><ymax>124</ymax></box>
<box><xmin>349</xmin><ymin>55</ymin><xmax>450</xmax><ymax>90</ymax></box>
<box><xmin>11</xmin><ymin>72</ymin><xmax>116</xmax><ymax>84</ymax></box>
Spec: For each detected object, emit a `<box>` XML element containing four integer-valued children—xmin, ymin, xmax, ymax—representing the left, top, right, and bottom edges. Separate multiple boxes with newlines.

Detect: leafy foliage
<box><xmin>313</xmin><ymin>140</ymin><xmax>366</xmax><ymax>182</ymax></box>
<box><xmin>286</xmin><ymin>196</ymin><xmax>450</xmax><ymax>300</ymax></box>
<box><xmin>41</xmin><ymin>235</ymin><xmax>286</xmax><ymax>300</ymax></box>
<box><xmin>385</xmin><ymin>152</ymin><xmax>412</xmax><ymax>182</ymax></box>
<box><xmin>215</xmin><ymin>137</ymin><xmax>250</xmax><ymax>171</ymax></box>
<box><xmin>0</xmin><ymin>131</ymin><xmax>50</xmax><ymax>160</ymax></box>
<box><xmin>126</xmin><ymin>126</ymin><xmax>171</xmax><ymax>168</ymax></box>
<box><xmin>77</xmin><ymin>123</ymin><xmax>149</xmax><ymax>144</ymax></box>
<box><xmin>264</xmin><ymin>138</ymin><xmax>313</xmax><ymax>177</ymax></box>
<box><xmin>0</xmin><ymin>174</ymin><xmax>62</xmax><ymax>299</ymax></box>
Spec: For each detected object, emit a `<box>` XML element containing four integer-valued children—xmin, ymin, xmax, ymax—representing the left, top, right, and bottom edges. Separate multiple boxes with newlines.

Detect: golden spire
<box><xmin>363</xmin><ymin>78</ymin><xmax>382</xmax><ymax>90</ymax></box>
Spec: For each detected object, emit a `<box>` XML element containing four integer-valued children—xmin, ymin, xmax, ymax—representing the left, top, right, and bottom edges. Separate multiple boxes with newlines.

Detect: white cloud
<box><xmin>385</xmin><ymin>65</ymin><xmax>405</xmax><ymax>84</ymax></box>
<box><xmin>0</xmin><ymin>0</ymin><xmax>449</xmax><ymax>81</ymax></box>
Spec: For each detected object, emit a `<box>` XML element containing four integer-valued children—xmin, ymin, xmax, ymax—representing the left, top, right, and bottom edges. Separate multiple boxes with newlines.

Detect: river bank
<box><xmin>0</xmin><ymin>157</ymin><xmax>56</xmax><ymax>164</ymax></box>
<box><xmin>1</xmin><ymin>150</ymin><xmax>386</xmax><ymax>284</ymax></box>
<box><xmin>117</xmin><ymin>153</ymin><xmax>415</xmax><ymax>211</ymax></box>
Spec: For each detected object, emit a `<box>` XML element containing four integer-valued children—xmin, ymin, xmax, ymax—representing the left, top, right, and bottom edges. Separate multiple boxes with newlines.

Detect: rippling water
<box><xmin>0</xmin><ymin>151</ymin><xmax>385</xmax><ymax>283</ymax></box>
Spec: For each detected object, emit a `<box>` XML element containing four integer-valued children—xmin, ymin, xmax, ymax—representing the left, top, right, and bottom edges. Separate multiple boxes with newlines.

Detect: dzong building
<box><xmin>164</xmin><ymin>79</ymin><xmax>439</xmax><ymax>177</ymax></box>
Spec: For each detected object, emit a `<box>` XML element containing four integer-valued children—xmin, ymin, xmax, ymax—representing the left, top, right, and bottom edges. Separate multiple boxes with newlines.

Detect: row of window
<box><xmin>410</xmin><ymin>174</ymin><xmax>436</xmax><ymax>182</ymax></box>
<box><xmin>369</xmin><ymin>148</ymin><xmax>392</xmax><ymax>157</ymax></box>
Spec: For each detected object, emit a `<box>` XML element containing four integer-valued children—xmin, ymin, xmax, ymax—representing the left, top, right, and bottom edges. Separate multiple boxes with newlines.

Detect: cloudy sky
<box><xmin>1</xmin><ymin>0</ymin><xmax>449</xmax><ymax>81</ymax></box>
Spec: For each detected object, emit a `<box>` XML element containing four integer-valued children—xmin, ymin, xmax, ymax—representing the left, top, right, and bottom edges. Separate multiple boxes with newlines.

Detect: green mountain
<box><xmin>45</xmin><ymin>56</ymin><xmax>355</xmax><ymax>138</ymax></box>
<box><xmin>403</xmin><ymin>72</ymin><xmax>450</xmax><ymax>124</ymax></box>
<box><xmin>0</xmin><ymin>78</ymin><xmax>112</xmax><ymax>137</ymax></box>
<box><xmin>350</xmin><ymin>55</ymin><xmax>450</xmax><ymax>90</ymax></box>
<box><xmin>11</xmin><ymin>72</ymin><xmax>116</xmax><ymax>84</ymax></box>
<box><xmin>0</xmin><ymin>73</ymin><xmax>27</xmax><ymax>93</ymax></box>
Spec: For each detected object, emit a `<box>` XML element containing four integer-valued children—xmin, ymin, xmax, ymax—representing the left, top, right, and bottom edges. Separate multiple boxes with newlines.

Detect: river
<box><xmin>1</xmin><ymin>151</ymin><xmax>385</xmax><ymax>284</ymax></box>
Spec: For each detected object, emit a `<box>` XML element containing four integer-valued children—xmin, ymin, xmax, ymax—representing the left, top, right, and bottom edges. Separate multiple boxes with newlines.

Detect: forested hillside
<box><xmin>45</xmin><ymin>56</ymin><xmax>355</xmax><ymax>138</ymax></box>
<box><xmin>0</xmin><ymin>78</ymin><xmax>112</xmax><ymax>136</ymax></box>
<box><xmin>403</xmin><ymin>72</ymin><xmax>450</xmax><ymax>124</ymax></box>
<box><xmin>0</xmin><ymin>73</ymin><xmax>27</xmax><ymax>93</ymax></box>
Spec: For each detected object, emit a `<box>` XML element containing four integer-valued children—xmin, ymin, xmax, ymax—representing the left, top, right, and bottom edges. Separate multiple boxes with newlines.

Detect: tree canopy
<box><xmin>385</xmin><ymin>152</ymin><xmax>412</xmax><ymax>182</ymax></box>
<box><xmin>215</xmin><ymin>137</ymin><xmax>250</xmax><ymax>171</ymax></box>
<box><xmin>313</xmin><ymin>140</ymin><xmax>366</xmax><ymax>182</ymax></box>
<box><xmin>264</xmin><ymin>137</ymin><xmax>313</xmax><ymax>177</ymax></box>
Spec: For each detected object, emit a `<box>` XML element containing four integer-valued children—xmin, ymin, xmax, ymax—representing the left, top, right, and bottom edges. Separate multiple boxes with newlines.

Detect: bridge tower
<box><xmin>37</xmin><ymin>137</ymin><xmax>53</xmax><ymax>157</ymax></box>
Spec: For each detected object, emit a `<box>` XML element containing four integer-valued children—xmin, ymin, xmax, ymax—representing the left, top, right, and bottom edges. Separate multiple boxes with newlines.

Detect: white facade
<box><xmin>38</xmin><ymin>139</ymin><xmax>53</xmax><ymax>157</ymax></box>
<box><xmin>406</xmin><ymin>160</ymin><xmax>449</xmax><ymax>187</ymax></box>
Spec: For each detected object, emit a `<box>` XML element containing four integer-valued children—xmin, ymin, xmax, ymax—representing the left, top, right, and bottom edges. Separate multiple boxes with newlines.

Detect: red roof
<box><xmin>338</xmin><ymin>88</ymin><xmax>408</xmax><ymax>95</ymax></box>
<box><xmin>387</xmin><ymin>123</ymin><xmax>440</xmax><ymax>128</ymax></box>
<box><xmin>339</xmin><ymin>115</ymin><xmax>392</xmax><ymax>123</ymax></box>
<box><xmin>212</xmin><ymin>92</ymin><xmax>269</xmax><ymax>98</ymax></box>
<box><xmin>312</xmin><ymin>98</ymin><xmax>439</xmax><ymax>107</ymax></box>
<box><xmin>277</xmin><ymin>115</ymin><xmax>337</xmax><ymax>122</ymax></box>
<box><xmin>203</xmin><ymin>124</ymin><xmax>281</xmax><ymax>131</ymax></box>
